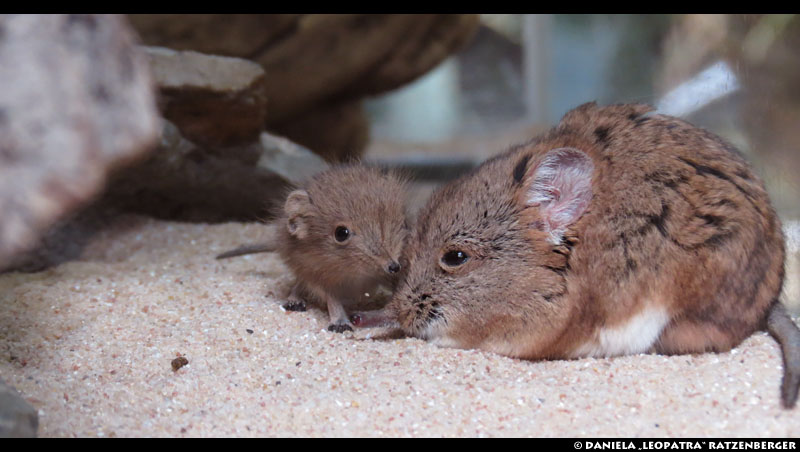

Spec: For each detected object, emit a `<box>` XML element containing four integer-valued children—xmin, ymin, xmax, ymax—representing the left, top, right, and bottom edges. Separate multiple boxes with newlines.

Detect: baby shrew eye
<box><xmin>334</xmin><ymin>226</ymin><xmax>351</xmax><ymax>242</ymax></box>
<box><xmin>441</xmin><ymin>250</ymin><xmax>469</xmax><ymax>267</ymax></box>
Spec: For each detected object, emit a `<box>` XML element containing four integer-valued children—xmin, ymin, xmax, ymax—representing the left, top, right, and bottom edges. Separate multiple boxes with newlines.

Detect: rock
<box><xmin>4</xmin><ymin>125</ymin><xmax>330</xmax><ymax>268</ymax></box>
<box><xmin>248</xmin><ymin>14</ymin><xmax>480</xmax><ymax>124</ymax></box>
<box><xmin>127</xmin><ymin>14</ymin><xmax>302</xmax><ymax>59</ymax></box>
<box><xmin>144</xmin><ymin>46</ymin><xmax>268</xmax><ymax>148</ymax></box>
<box><xmin>0</xmin><ymin>379</ymin><xmax>37</xmax><ymax>438</ymax></box>
<box><xmin>105</xmin><ymin>120</ymin><xmax>328</xmax><ymax>222</ymax></box>
<box><xmin>128</xmin><ymin>14</ymin><xmax>480</xmax><ymax>160</ymax></box>
<box><xmin>0</xmin><ymin>14</ymin><xmax>160</xmax><ymax>268</ymax></box>
<box><xmin>140</xmin><ymin>43</ymin><xmax>362</xmax><ymax>161</ymax></box>
<box><xmin>257</xmin><ymin>131</ymin><xmax>329</xmax><ymax>186</ymax></box>
<box><xmin>267</xmin><ymin>100</ymin><xmax>369</xmax><ymax>162</ymax></box>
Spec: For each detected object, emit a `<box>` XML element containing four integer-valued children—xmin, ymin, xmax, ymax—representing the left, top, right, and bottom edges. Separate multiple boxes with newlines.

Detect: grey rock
<box><xmin>145</xmin><ymin>46</ymin><xmax>265</xmax><ymax>91</ymax></box>
<box><xmin>127</xmin><ymin>14</ymin><xmax>301</xmax><ymax>60</ymax></box>
<box><xmin>105</xmin><ymin>120</ymin><xmax>327</xmax><ymax>222</ymax></box>
<box><xmin>143</xmin><ymin>46</ymin><xmax>267</xmax><ymax>147</ymax></box>
<box><xmin>0</xmin><ymin>379</ymin><xmax>37</xmax><ymax>438</ymax></box>
<box><xmin>257</xmin><ymin>131</ymin><xmax>329</xmax><ymax>187</ymax></box>
<box><xmin>128</xmin><ymin>14</ymin><xmax>480</xmax><ymax>161</ymax></box>
<box><xmin>0</xmin><ymin>14</ymin><xmax>159</xmax><ymax>268</ymax></box>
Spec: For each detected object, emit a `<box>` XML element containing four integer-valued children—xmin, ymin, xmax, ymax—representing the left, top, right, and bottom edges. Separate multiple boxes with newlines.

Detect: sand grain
<box><xmin>1</xmin><ymin>216</ymin><xmax>798</xmax><ymax>437</ymax></box>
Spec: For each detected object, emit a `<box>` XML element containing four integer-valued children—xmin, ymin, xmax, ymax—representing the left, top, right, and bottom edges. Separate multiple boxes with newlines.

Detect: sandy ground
<box><xmin>1</xmin><ymin>215</ymin><xmax>800</xmax><ymax>437</ymax></box>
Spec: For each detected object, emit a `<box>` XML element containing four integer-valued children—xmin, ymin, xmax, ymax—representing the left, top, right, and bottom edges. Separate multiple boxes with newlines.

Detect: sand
<box><xmin>1</xmin><ymin>214</ymin><xmax>799</xmax><ymax>437</ymax></box>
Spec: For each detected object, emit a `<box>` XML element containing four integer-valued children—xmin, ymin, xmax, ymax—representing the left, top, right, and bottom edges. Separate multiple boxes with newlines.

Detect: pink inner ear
<box><xmin>526</xmin><ymin>147</ymin><xmax>594</xmax><ymax>242</ymax></box>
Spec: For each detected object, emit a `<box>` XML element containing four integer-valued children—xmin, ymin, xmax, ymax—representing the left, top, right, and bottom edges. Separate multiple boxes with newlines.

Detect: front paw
<box><xmin>283</xmin><ymin>300</ymin><xmax>307</xmax><ymax>311</ymax></box>
<box><xmin>327</xmin><ymin>323</ymin><xmax>354</xmax><ymax>333</ymax></box>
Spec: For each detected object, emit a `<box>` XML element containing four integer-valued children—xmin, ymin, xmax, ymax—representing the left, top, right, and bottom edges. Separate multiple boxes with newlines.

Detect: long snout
<box><xmin>349</xmin><ymin>308</ymin><xmax>398</xmax><ymax>329</ymax></box>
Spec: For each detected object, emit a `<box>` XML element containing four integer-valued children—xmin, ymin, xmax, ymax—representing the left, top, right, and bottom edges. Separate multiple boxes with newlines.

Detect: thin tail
<box><xmin>216</xmin><ymin>243</ymin><xmax>276</xmax><ymax>259</ymax></box>
<box><xmin>215</xmin><ymin>224</ymin><xmax>280</xmax><ymax>260</ymax></box>
<box><xmin>766</xmin><ymin>301</ymin><xmax>800</xmax><ymax>408</ymax></box>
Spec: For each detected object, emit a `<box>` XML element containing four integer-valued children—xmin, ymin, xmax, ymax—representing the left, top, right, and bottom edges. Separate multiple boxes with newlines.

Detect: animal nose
<box><xmin>387</xmin><ymin>261</ymin><xmax>401</xmax><ymax>274</ymax></box>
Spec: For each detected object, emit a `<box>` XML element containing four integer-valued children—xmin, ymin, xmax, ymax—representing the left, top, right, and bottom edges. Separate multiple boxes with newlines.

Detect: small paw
<box><xmin>327</xmin><ymin>323</ymin><xmax>354</xmax><ymax>333</ymax></box>
<box><xmin>283</xmin><ymin>300</ymin><xmax>307</xmax><ymax>311</ymax></box>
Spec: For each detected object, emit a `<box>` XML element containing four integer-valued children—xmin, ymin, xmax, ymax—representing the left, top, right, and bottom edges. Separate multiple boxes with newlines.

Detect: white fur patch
<box><xmin>429</xmin><ymin>335</ymin><xmax>462</xmax><ymax>349</ymax></box>
<box><xmin>571</xmin><ymin>305</ymin><xmax>670</xmax><ymax>358</ymax></box>
<box><xmin>423</xmin><ymin>319</ymin><xmax>476</xmax><ymax>351</ymax></box>
<box><xmin>419</xmin><ymin>320</ymin><xmax>450</xmax><ymax>344</ymax></box>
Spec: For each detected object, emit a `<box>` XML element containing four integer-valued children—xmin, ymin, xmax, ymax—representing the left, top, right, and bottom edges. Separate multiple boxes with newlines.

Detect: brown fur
<box><xmin>219</xmin><ymin>164</ymin><xmax>409</xmax><ymax>332</ymax></box>
<box><xmin>355</xmin><ymin>102</ymin><xmax>798</xmax><ymax>407</ymax></box>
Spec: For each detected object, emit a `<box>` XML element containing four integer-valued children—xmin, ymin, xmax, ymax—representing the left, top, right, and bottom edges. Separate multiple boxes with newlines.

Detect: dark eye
<box><xmin>334</xmin><ymin>226</ymin><xmax>350</xmax><ymax>242</ymax></box>
<box><xmin>441</xmin><ymin>250</ymin><xmax>469</xmax><ymax>267</ymax></box>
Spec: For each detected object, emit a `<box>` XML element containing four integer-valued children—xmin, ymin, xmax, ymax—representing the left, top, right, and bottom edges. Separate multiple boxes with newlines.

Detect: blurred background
<box><xmin>365</xmin><ymin>14</ymin><xmax>800</xmax><ymax>308</ymax></box>
<box><xmin>1</xmin><ymin>14</ymin><xmax>799</xmax><ymax>307</ymax></box>
<box><xmin>365</xmin><ymin>14</ymin><xmax>799</xmax><ymax>216</ymax></box>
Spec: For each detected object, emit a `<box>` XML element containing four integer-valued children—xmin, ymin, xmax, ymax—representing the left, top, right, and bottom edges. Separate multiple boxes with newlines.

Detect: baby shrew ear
<box><xmin>284</xmin><ymin>189</ymin><xmax>313</xmax><ymax>239</ymax></box>
<box><xmin>523</xmin><ymin>147</ymin><xmax>594</xmax><ymax>244</ymax></box>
